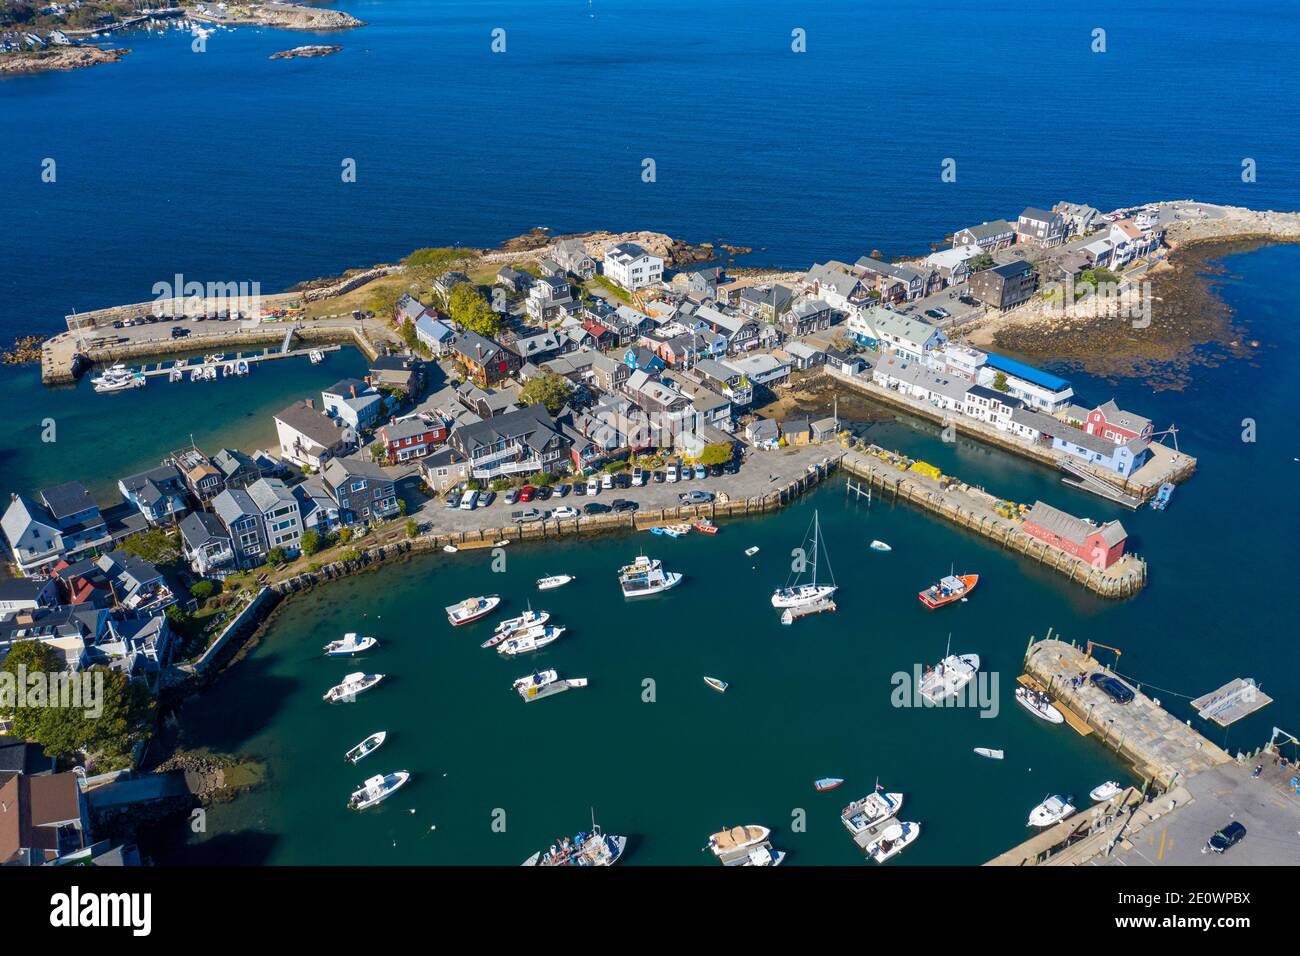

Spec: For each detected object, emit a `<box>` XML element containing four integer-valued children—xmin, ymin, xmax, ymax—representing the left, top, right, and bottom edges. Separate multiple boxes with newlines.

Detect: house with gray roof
<box><xmin>322</xmin><ymin>378</ymin><xmax>384</xmax><ymax>432</ymax></box>
<box><xmin>1023</xmin><ymin>500</ymin><xmax>1128</xmax><ymax>569</ymax></box>
<box><xmin>552</xmin><ymin>239</ymin><xmax>597</xmax><ymax>280</ymax></box>
<box><xmin>247</xmin><ymin>478</ymin><xmax>302</xmax><ymax>554</ymax></box>
<box><xmin>117</xmin><ymin>465</ymin><xmax>189</xmax><ymax>526</ymax></box>
<box><xmin>952</xmin><ymin>219</ymin><xmax>1016</xmax><ymax>251</ymax></box>
<box><xmin>178</xmin><ymin>511</ymin><xmax>235</xmax><ymax>577</ymax></box>
<box><xmin>2</xmin><ymin>483</ymin><xmax>111</xmax><ymax>577</ymax></box>
<box><xmin>448</xmin><ymin>405</ymin><xmax>571</xmax><ymax>481</ymax></box>
<box><xmin>274</xmin><ymin>400</ymin><xmax>354</xmax><ymax>470</ymax></box>
<box><xmin>212</xmin><ymin>488</ymin><xmax>266</xmax><ymax>569</ymax></box>
<box><xmin>322</xmin><ymin>457</ymin><xmax>399</xmax><ymax>525</ymax></box>
<box><xmin>783</xmin><ymin>298</ymin><xmax>833</xmax><ymax>337</ymax></box>
<box><xmin>1016</xmin><ymin>207</ymin><xmax>1067</xmax><ymax>247</ymax></box>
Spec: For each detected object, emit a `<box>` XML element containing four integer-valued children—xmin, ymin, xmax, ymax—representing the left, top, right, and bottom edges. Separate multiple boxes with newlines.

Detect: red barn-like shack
<box><xmin>1022</xmin><ymin>500</ymin><xmax>1128</xmax><ymax>570</ymax></box>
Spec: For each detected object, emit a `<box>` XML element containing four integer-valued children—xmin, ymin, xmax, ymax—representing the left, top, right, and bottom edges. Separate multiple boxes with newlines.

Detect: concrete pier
<box><xmin>840</xmin><ymin>447</ymin><xmax>1147</xmax><ymax>599</ymax></box>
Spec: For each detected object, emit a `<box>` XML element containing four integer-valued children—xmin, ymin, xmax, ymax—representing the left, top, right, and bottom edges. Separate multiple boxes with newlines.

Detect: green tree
<box><xmin>265</xmin><ymin>546</ymin><xmax>288</xmax><ymax>567</ymax></box>
<box><xmin>189</xmin><ymin>580</ymin><xmax>215</xmax><ymax>601</ymax></box>
<box><xmin>405</xmin><ymin>518</ymin><xmax>419</xmax><ymax>538</ymax></box>
<box><xmin>697</xmin><ymin>442</ymin><xmax>734</xmax><ymax>467</ymax></box>
<box><xmin>448</xmin><ymin>284</ymin><xmax>503</xmax><ymax>337</ymax></box>
<box><xmin>992</xmin><ymin>371</ymin><xmax>1010</xmax><ymax>392</ymax></box>
<box><xmin>301</xmin><ymin>529</ymin><xmax>323</xmax><ymax>555</ymax></box>
<box><xmin>519</xmin><ymin>372</ymin><xmax>574</xmax><ymax>414</ymax></box>
<box><xmin>119</xmin><ymin>528</ymin><xmax>179</xmax><ymax>566</ymax></box>
<box><xmin>968</xmin><ymin>252</ymin><xmax>995</xmax><ymax>271</ymax></box>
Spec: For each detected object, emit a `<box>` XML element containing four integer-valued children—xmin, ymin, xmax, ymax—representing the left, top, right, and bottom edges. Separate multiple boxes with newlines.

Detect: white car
<box><xmin>459</xmin><ymin>490</ymin><xmax>479</xmax><ymax>510</ymax></box>
<box><xmin>551</xmin><ymin>506</ymin><xmax>580</xmax><ymax>519</ymax></box>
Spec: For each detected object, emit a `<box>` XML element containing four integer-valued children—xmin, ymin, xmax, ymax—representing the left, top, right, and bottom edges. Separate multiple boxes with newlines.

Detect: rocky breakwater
<box><xmin>188</xmin><ymin>3</ymin><xmax>365</xmax><ymax>30</ymax></box>
<box><xmin>2</xmin><ymin>334</ymin><xmax>45</xmax><ymax>365</ymax></box>
<box><xmin>155</xmin><ymin>749</ymin><xmax>268</xmax><ymax>803</ymax></box>
<box><xmin>271</xmin><ymin>44</ymin><xmax>343</xmax><ymax>60</ymax></box>
<box><xmin>0</xmin><ymin>45</ymin><xmax>129</xmax><ymax>75</ymax></box>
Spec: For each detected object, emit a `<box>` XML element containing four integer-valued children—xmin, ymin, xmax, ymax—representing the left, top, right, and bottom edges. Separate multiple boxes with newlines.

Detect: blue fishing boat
<box><xmin>1150</xmin><ymin>482</ymin><xmax>1175</xmax><ymax>511</ymax></box>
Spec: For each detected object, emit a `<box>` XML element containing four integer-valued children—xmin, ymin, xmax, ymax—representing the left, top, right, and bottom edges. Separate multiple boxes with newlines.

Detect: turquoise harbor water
<box><xmin>144</xmin><ymin>247</ymin><xmax>1299</xmax><ymax>865</ymax></box>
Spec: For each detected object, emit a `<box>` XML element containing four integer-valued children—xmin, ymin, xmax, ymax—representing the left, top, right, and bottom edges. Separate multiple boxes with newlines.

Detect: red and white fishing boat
<box><xmin>918</xmin><ymin>571</ymin><xmax>978</xmax><ymax>609</ymax></box>
<box><xmin>692</xmin><ymin>519</ymin><xmax>719</xmax><ymax>535</ymax></box>
<box><xmin>445</xmin><ymin>595</ymin><xmax>501</xmax><ymax>626</ymax></box>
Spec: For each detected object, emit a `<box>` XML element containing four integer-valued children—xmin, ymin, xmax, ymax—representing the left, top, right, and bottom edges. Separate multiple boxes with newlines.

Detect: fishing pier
<box><xmin>132</xmin><ymin>343</ymin><xmax>341</xmax><ymax>380</ymax></box>
<box><xmin>840</xmin><ymin>446</ymin><xmax>1147</xmax><ymax>599</ymax></box>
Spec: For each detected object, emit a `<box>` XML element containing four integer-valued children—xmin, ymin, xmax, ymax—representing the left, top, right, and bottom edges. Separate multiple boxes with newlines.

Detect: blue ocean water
<box><xmin>4</xmin><ymin>0</ymin><xmax>1300</xmax><ymax>338</ymax></box>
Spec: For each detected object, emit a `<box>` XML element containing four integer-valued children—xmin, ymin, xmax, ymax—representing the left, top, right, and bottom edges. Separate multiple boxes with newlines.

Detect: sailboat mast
<box><xmin>810</xmin><ymin>511</ymin><xmax>819</xmax><ymax>585</ymax></box>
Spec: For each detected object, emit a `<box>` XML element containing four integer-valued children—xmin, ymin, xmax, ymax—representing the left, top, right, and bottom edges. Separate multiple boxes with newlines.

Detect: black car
<box><xmin>583</xmin><ymin>502</ymin><xmax>611</xmax><ymax>515</ymax></box>
<box><xmin>722</xmin><ymin>461</ymin><xmax>740</xmax><ymax>475</ymax></box>
<box><xmin>555</xmin><ymin>483</ymin><xmax>571</xmax><ymax>497</ymax></box>
<box><xmin>112</xmin><ymin>320</ymin><xmax>124</xmax><ymax>329</ymax></box>
<box><xmin>958</xmin><ymin>294</ymin><xmax>978</xmax><ymax>306</ymax></box>
<box><xmin>708</xmin><ymin>464</ymin><xmax>723</xmax><ymax>477</ymax></box>
<box><xmin>170</xmin><ymin>326</ymin><xmax>189</xmax><ymax>338</ymax></box>
<box><xmin>614</xmin><ymin>473</ymin><xmax>631</xmax><ymax>489</ymax></box>
<box><xmin>611</xmin><ymin>499</ymin><xmax>638</xmax><ymax>513</ymax></box>
<box><xmin>1089</xmin><ymin>673</ymin><xmax>1135</xmax><ymax>704</ymax></box>
<box><xmin>572</xmin><ymin>482</ymin><xmax>586</xmax><ymax>496</ymax></box>
<box><xmin>478</xmin><ymin>490</ymin><xmax>497</xmax><ymax>506</ymax></box>
<box><xmin>1206</xmin><ymin>822</ymin><xmax>1246</xmax><ymax>854</ymax></box>
<box><xmin>535</xmin><ymin>485</ymin><xmax>553</xmax><ymax>500</ymax></box>
<box><xmin>503</xmin><ymin>488</ymin><xmax>520</xmax><ymax>505</ymax></box>
<box><xmin>651</xmin><ymin>470</ymin><xmax>665</xmax><ymax>483</ymax></box>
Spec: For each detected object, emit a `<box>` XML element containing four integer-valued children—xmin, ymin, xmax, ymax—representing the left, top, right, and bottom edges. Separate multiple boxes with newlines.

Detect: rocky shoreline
<box><xmin>0</xmin><ymin>46</ymin><xmax>129</xmax><ymax>75</ymax></box>
<box><xmin>189</xmin><ymin>3</ymin><xmax>364</xmax><ymax>31</ymax></box>
<box><xmin>2</xmin><ymin>334</ymin><xmax>45</xmax><ymax>365</ymax></box>
<box><xmin>271</xmin><ymin>44</ymin><xmax>343</xmax><ymax>60</ymax></box>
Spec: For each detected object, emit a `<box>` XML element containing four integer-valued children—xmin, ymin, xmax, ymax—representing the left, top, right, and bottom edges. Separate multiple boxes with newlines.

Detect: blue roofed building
<box><xmin>977</xmin><ymin>352</ymin><xmax>1075</xmax><ymax>413</ymax></box>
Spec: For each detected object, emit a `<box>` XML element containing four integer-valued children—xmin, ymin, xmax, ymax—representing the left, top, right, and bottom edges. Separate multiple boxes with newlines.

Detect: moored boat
<box><xmin>322</xmin><ymin>672</ymin><xmax>384</xmax><ymax>703</ymax></box>
<box><xmin>870</xmin><ymin>540</ymin><xmax>892</xmax><ymax>552</ymax></box>
<box><xmin>692</xmin><ymin>519</ymin><xmax>719</xmax><ymax>534</ymax></box>
<box><xmin>772</xmin><ymin>510</ymin><xmax>836</xmax><ymax>608</ymax></box>
<box><xmin>496</xmin><ymin>624</ymin><xmax>565</xmax><ymax>656</ymax></box>
<box><xmin>744</xmin><ymin>546</ymin><xmax>760</xmax><ymax>556</ymax></box>
<box><xmin>445</xmin><ymin>595</ymin><xmax>501</xmax><ymax>626</ymax></box>
<box><xmin>1090</xmin><ymin>781</ymin><xmax>1123</xmax><ymax>802</ymax></box>
<box><xmin>864</xmin><ymin>820</ymin><xmax>920</xmax><ymax>863</ymax></box>
<box><xmin>345</xmin><ymin>731</ymin><xmax>387</xmax><ymax>764</ymax></box>
<box><xmin>1028</xmin><ymin>794</ymin><xmax>1076</xmax><ymax>827</ymax></box>
<box><xmin>514</xmin><ymin>670</ymin><xmax>588</xmax><ymax>701</ymax></box>
<box><xmin>841</xmin><ymin>785</ymin><xmax>904</xmax><ymax>835</ymax></box>
<box><xmin>1015</xmin><ymin>687</ymin><xmax>1064</xmax><ymax>724</ymax></box>
<box><xmin>1150</xmin><ymin>482</ymin><xmax>1175</xmax><ymax>511</ymax></box>
<box><xmin>537</xmin><ymin>574</ymin><xmax>574</xmax><ymax>591</ymax></box>
<box><xmin>974</xmin><ymin>747</ymin><xmax>1005</xmax><ymax>760</ymax></box>
<box><xmin>703</xmin><ymin>676</ymin><xmax>728</xmax><ymax>693</ymax></box>
<box><xmin>493</xmin><ymin>608</ymin><xmax>550</xmax><ymax>636</ymax></box>
<box><xmin>718</xmin><ymin>841</ymin><xmax>785</xmax><ymax>866</ymax></box>
<box><xmin>706</xmin><ymin>824</ymin><xmax>771</xmax><ymax>857</ymax></box>
<box><xmin>618</xmin><ymin>555</ymin><xmax>683</xmax><ymax>597</ymax></box>
<box><xmin>323</xmin><ymin>632</ymin><xmax>377</xmax><ymax>657</ymax></box>
<box><xmin>918</xmin><ymin>636</ymin><xmax>979</xmax><ymax>704</ymax></box>
<box><xmin>814</xmin><ymin>777</ymin><xmax>844</xmax><ymax>792</ymax></box>
<box><xmin>523</xmin><ymin>817</ymin><xmax>626</xmax><ymax>866</ymax></box>
<box><xmin>347</xmin><ymin>771</ymin><xmax>410</xmax><ymax>810</ymax></box>
<box><xmin>918</xmin><ymin>571</ymin><xmax>978</xmax><ymax>609</ymax></box>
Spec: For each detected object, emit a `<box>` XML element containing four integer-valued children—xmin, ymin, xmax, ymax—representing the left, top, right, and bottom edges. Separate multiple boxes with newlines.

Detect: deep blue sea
<box><xmin>4</xmin><ymin>0</ymin><xmax>1300</xmax><ymax>338</ymax></box>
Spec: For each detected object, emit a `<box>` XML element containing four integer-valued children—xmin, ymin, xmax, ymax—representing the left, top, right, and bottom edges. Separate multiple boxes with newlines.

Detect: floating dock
<box><xmin>132</xmin><ymin>344</ymin><xmax>341</xmax><ymax>379</ymax></box>
<box><xmin>1189</xmin><ymin>678</ymin><xmax>1272</xmax><ymax>727</ymax></box>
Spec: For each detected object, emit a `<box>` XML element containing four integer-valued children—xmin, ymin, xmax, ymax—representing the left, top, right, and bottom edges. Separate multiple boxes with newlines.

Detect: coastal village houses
<box><xmin>321</xmin><ymin>458</ymin><xmax>399</xmax><ymax>525</ymax></box>
<box><xmin>2</xmin><ymin>483</ymin><xmax>111</xmax><ymax>577</ymax></box>
<box><xmin>602</xmin><ymin>242</ymin><xmax>664</xmax><ymax>291</ymax></box>
<box><xmin>1022</xmin><ymin>500</ymin><xmax>1128</xmax><ymax>570</ymax></box>
<box><xmin>275</xmin><ymin>400</ymin><xmax>355</xmax><ymax>471</ymax></box>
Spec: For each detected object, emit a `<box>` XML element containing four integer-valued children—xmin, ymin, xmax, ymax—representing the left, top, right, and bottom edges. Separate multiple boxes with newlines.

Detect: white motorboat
<box><xmin>497</xmin><ymin>624</ymin><xmax>565</xmax><ymax>656</ymax></box>
<box><xmin>445</xmin><ymin>594</ymin><xmax>501</xmax><ymax>626</ymax></box>
<box><xmin>91</xmin><ymin>364</ymin><xmax>146</xmax><ymax>393</ymax></box>
<box><xmin>719</xmin><ymin>841</ymin><xmax>786</xmax><ymax>866</ymax></box>
<box><xmin>618</xmin><ymin>555</ymin><xmax>682</xmax><ymax>597</ymax></box>
<box><xmin>973</xmin><ymin>747</ymin><xmax>1005</xmax><ymax>760</ymax></box>
<box><xmin>493</xmin><ymin>608</ymin><xmax>550</xmax><ymax>636</ymax></box>
<box><xmin>323</xmin><ymin>632</ymin><xmax>377</xmax><ymax>656</ymax></box>
<box><xmin>322</xmin><ymin>671</ymin><xmax>384</xmax><ymax>703</ymax></box>
<box><xmin>1028</xmin><ymin>794</ymin><xmax>1076</xmax><ymax>827</ymax></box>
<box><xmin>345</xmin><ymin>731</ymin><xmax>386</xmax><ymax>764</ymax></box>
<box><xmin>522</xmin><ymin>818</ymin><xmax>626</xmax><ymax>866</ymax></box>
<box><xmin>347</xmin><ymin>771</ymin><xmax>410</xmax><ymax>810</ymax></box>
<box><xmin>918</xmin><ymin>635</ymin><xmax>979</xmax><ymax>704</ymax></box>
<box><xmin>706</xmin><ymin>824</ymin><xmax>771</xmax><ymax>857</ymax></box>
<box><xmin>1015</xmin><ymin>687</ymin><xmax>1065</xmax><ymax>724</ymax></box>
<box><xmin>1090</xmin><ymin>781</ymin><xmax>1123</xmax><ymax>802</ymax></box>
<box><xmin>744</xmin><ymin>546</ymin><xmax>760</xmax><ymax>556</ymax></box>
<box><xmin>841</xmin><ymin>785</ymin><xmax>904</xmax><ymax>835</ymax></box>
<box><xmin>308</xmin><ymin>349</ymin><xmax>324</xmax><ymax>364</ymax></box>
<box><xmin>864</xmin><ymin>821</ymin><xmax>920</xmax><ymax>863</ymax></box>
<box><xmin>514</xmin><ymin>670</ymin><xmax>588</xmax><ymax>701</ymax></box>
<box><xmin>870</xmin><ymin>540</ymin><xmax>892</xmax><ymax>552</ymax></box>
<box><xmin>513</xmin><ymin>669</ymin><xmax>558</xmax><ymax>692</ymax></box>
<box><xmin>537</xmin><ymin>574</ymin><xmax>574</xmax><ymax>591</ymax></box>
<box><xmin>771</xmin><ymin>511</ymin><xmax>837</xmax><ymax>608</ymax></box>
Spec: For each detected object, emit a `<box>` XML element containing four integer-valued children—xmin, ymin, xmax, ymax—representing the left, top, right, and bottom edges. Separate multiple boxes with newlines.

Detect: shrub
<box><xmin>189</xmin><ymin>580</ymin><xmax>216</xmax><ymax>601</ymax></box>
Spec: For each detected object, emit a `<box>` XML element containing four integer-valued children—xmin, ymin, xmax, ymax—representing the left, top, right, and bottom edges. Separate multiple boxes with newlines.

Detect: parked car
<box><xmin>459</xmin><ymin>490</ymin><xmax>479</xmax><ymax>510</ymax></box>
<box><xmin>665</xmin><ymin>463</ymin><xmax>679</xmax><ymax>483</ymax></box>
<box><xmin>479</xmin><ymin>490</ymin><xmax>497</xmax><ymax>506</ymax></box>
<box><xmin>535</xmin><ymin>485</ymin><xmax>552</xmax><ymax>500</ymax></box>
<box><xmin>555</xmin><ymin>483</ymin><xmax>571</xmax><ymax>497</ymax></box>
<box><xmin>511</xmin><ymin>508</ymin><xmax>543</xmax><ymax>522</ymax></box>
<box><xmin>958</xmin><ymin>294</ymin><xmax>978</xmax><ymax>306</ymax></box>
<box><xmin>112</xmin><ymin>320</ymin><xmax>124</xmax><ymax>329</ymax></box>
<box><xmin>1089</xmin><ymin>673</ymin><xmax>1135</xmax><ymax>704</ymax></box>
<box><xmin>614</xmin><ymin>473</ymin><xmax>631</xmax><ymax>489</ymax></box>
<box><xmin>445</xmin><ymin>492</ymin><xmax>462</xmax><ymax>509</ymax></box>
<box><xmin>601</xmin><ymin>473</ymin><xmax>614</xmax><ymax>490</ymax></box>
<box><xmin>722</xmin><ymin>460</ymin><xmax>740</xmax><ymax>475</ymax></box>
<box><xmin>631</xmin><ymin>468</ymin><xmax>646</xmax><ymax>487</ymax></box>
<box><xmin>572</xmin><ymin>481</ymin><xmax>587</xmax><ymax>496</ymax></box>
<box><xmin>1206</xmin><ymin>822</ymin><xmax>1246</xmax><ymax>854</ymax></box>
<box><xmin>551</xmin><ymin>506</ymin><xmax>580</xmax><ymax>519</ymax></box>
<box><xmin>679</xmin><ymin>490</ymin><xmax>715</xmax><ymax>505</ymax></box>
<box><xmin>693</xmin><ymin>465</ymin><xmax>707</xmax><ymax>479</ymax></box>
<box><xmin>651</xmin><ymin>470</ymin><xmax>665</xmax><ymax>483</ymax></box>
<box><xmin>708</xmin><ymin>464</ymin><xmax>723</xmax><ymax>477</ymax></box>
<box><xmin>583</xmin><ymin>502</ymin><xmax>611</xmax><ymax>515</ymax></box>
<box><xmin>518</xmin><ymin>485</ymin><xmax>536</xmax><ymax>503</ymax></box>
<box><xmin>586</xmin><ymin>476</ymin><xmax>601</xmax><ymax>495</ymax></box>
<box><xmin>170</xmin><ymin>326</ymin><xmax>189</xmax><ymax>339</ymax></box>
<box><xmin>504</xmin><ymin>488</ymin><xmax>520</xmax><ymax>505</ymax></box>
<box><xmin>611</xmin><ymin>499</ymin><xmax>639</xmax><ymax>514</ymax></box>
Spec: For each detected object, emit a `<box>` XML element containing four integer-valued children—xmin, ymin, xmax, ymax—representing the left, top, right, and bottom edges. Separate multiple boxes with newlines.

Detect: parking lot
<box><xmin>407</xmin><ymin>443</ymin><xmax>835</xmax><ymax>534</ymax></box>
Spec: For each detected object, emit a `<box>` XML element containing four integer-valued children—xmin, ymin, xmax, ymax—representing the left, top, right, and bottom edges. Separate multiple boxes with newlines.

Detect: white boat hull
<box><xmin>1015</xmin><ymin>687</ymin><xmax>1065</xmax><ymax>724</ymax></box>
<box><xmin>770</xmin><ymin>584</ymin><xmax>836</xmax><ymax>609</ymax></box>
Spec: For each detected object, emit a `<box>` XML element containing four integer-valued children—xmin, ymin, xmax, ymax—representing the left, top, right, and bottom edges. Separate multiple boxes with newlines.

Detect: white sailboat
<box><xmin>918</xmin><ymin>634</ymin><xmax>979</xmax><ymax>704</ymax></box>
<box><xmin>771</xmin><ymin>510</ymin><xmax>836</xmax><ymax>608</ymax></box>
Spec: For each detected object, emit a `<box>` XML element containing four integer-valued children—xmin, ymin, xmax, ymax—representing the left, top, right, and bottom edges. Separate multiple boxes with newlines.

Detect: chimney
<box><xmin>306</xmin><ymin>398</ymin><xmax>314</xmax><ymax>409</ymax></box>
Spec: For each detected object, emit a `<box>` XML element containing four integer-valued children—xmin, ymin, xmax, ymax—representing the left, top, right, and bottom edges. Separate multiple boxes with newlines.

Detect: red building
<box><xmin>1022</xmin><ymin>501</ymin><xmax>1128</xmax><ymax>570</ymax></box>
<box><xmin>1086</xmin><ymin>399</ymin><xmax>1152</xmax><ymax>445</ymax></box>
<box><xmin>378</xmin><ymin>417</ymin><xmax>446</xmax><ymax>464</ymax></box>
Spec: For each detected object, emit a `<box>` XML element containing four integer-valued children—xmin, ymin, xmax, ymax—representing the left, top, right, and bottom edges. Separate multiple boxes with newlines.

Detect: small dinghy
<box><xmin>1015</xmin><ymin>687</ymin><xmax>1064</xmax><ymax>724</ymax></box>
<box><xmin>973</xmin><ymin>747</ymin><xmax>1004</xmax><ymax>760</ymax></box>
<box><xmin>323</xmin><ymin>632</ymin><xmax>377</xmax><ymax>657</ymax></box>
<box><xmin>703</xmin><ymin>676</ymin><xmax>728</xmax><ymax>693</ymax></box>
<box><xmin>692</xmin><ymin>520</ymin><xmax>719</xmax><ymax>535</ymax></box>
<box><xmin>1089</xmin><ymin>781</ymin><xmax>1123</xmax><ymax>802</ymax></box>
<box><xmin>1028</xmin><ymin>794</ymin><xmax>1076</xmax><ymax>828</ymax></box>
<box><xmin>745</xmin><ymin>546</ymin><xmax>760</xmax><ymax>556</ymax></box>
<box><xmin>864</xmin><ymin>821</ymin><xmax>920</xmax><ymax>863</ymax></box>
<box><xmin>814</xmin><ymin>777</ymin><xmax>844</xmax><ymax>792</ymax></box>
<box><xmin>322</xmin><ymin>672</ymin><xmax>384</xmax><ymax>703</ymax></box>
<box><xmin>443</xmin><ymin>545</ymin><xmax>459</xmax><ymax>553</ymax></box>
<box><xmin>345</xmin><ymin>731</ymin><xmax>387</xmax><ymax>764</ymax></box>
<box><xmin>870</xmin><ymin>540</ymin><xmax>892</xmax><ymax>552</ymax></box>
<box><xmin>537</xmin><ymin>574</ymin><xmax>574</xmax><ymax>591</ymax></box>
<box><xmin>347</xmin><ymin>771</ymin><xmax>410</xmax><ymax>810</ymax></box>
<box><xmin>446</xmin><ymin>595</ymin><xmax>501</xmax><ymax>626</ymax></box>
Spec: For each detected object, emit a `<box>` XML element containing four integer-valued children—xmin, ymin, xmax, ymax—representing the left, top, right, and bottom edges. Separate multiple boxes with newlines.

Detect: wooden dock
<box><xmin>134</xmin><ymin>344</ymin><xmax>341</xmax><ymax>378</ymax></box>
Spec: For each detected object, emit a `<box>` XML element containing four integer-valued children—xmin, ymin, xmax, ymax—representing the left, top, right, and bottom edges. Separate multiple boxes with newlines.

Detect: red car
<box><xmin>518</xmin><ymin>485</ymin><xmax>536</xmax><ymax>502</ymax></box>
